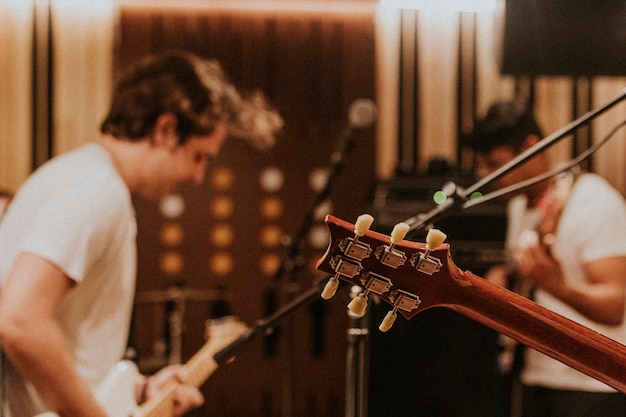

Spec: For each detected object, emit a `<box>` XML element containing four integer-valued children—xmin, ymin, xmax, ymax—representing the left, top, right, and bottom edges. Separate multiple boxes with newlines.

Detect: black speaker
<box><xmin>366</xmin><ymin>175</ymin><xmax>507</xmax><ymax>417</ymax></box>
<box><xmin>501</xmin><ymin>0</ymin><xmax>626</xmax><ymax>76</ymax></box>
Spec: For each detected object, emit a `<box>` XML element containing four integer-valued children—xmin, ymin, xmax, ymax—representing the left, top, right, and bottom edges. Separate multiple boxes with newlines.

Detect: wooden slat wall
<box><xmin>51</xmin><ymin>2</ymin><xmax>115</xmax><ymax>157</ymax></box>
<box><xmin>375</xmin><ymin>5</ymin><xmax>626</xmax><ymax>195</ymax></box>
<box><xmin>0</xmin><ymin>1</ymin><xmax>115</xmax><ymax>192</ymax></box>
<box><xmin>0</xmin><ymin>2</ymin><xmax>34</xmax><ymax>192</ymax></box>
<box><xmin>118</xmin><ymin>6</ymin><xmax>377</xmax><ymax>417</ymax></box>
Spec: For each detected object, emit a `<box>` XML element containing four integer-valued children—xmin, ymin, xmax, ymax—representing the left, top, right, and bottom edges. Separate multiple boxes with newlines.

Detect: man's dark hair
<box><xmin>101</xmin><ymin>51</ymin><xmax>282</xmax><ymax>148</ymax></box>
<box><xmin>464</xmin><ymin>98</ymin><xmax>543</xmax><ymax>153</ymax></box>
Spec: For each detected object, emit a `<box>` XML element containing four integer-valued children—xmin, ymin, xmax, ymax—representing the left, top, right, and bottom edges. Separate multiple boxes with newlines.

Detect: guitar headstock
<box><xmin>317</xmin><ymin>214</ymin><xmax>471</xmax><ymax>332</ymax></box>
<box><xmin>205</xmin><ymin>316</ymin><xmax>249</xmax><ymax>346</ymax></box>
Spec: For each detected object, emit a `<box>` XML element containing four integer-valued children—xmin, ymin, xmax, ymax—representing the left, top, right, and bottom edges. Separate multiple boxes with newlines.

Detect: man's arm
<box><xmin>0</xmin><ymin>252</ymin><xmax>108</xmax><ymax>416</ymax></box>
<box><xmin>572</xmin><ymin>256</ymin><xmax>626</xmax><ymax>325</ymax></box>
<box><xmin>515</xmin><ymin>243</ymin><xmax>626</xmax><ymax>325</ymax></box>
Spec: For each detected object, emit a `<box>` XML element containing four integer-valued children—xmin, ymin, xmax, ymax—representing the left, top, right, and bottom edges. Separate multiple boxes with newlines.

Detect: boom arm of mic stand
<box><xmin>272</xmin><ymin>124</ymin><xmax>363</xmax><ymax>283</ymax></box>
<box><xmin>464</xmin><ymin>87</ymin><xmax>626</xmax><ymax>198</ymax></box>
<box><xmin>463</xmin><ymin>117</ymin><xmax>626</xmax><ymax>209</ymax></box>
<box><xmin>404</xmin><ymin>196</ymin><xmax>458</xmax><ymax>236</ymax></box>
<box><xmin>213</xmin><ymin>278</ymin><xmax>329</xmax><ymax>364</ymax></box>
<box><xmin>403</xmin><ymin>87</ymin><xmax>626</xmax><ymax>236</ymax></box>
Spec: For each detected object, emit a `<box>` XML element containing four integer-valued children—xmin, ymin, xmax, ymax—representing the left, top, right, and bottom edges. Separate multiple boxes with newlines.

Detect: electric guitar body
<box><xmin>35</xmin><ymin>316</ymin><xmax>248</xmax><ymax>417</ymax></box>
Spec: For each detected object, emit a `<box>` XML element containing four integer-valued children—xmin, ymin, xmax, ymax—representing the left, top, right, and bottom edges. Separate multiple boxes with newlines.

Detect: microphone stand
<box><xmin>345</xmin><ymin>285</ymin><xmax>370</xmax><ymax>417</ymax></box>
<box><xmin>266</xmin><ymin>100</ymin><xmax>376</xmax><ymax>417</ymax></box>
<box><xmin>215</xmin><ymin>280</ymin><xmax>371</xmax><ymax>417</ymax></box>
<box><xmin>403</xmin><ymin>87</ymin><xmax>626</xmax><ymax>236</ymax></box>
<box><xmin>214</xmin><ymin>278</ymin><xmax>332</xmax><ymax>364</ymax></box>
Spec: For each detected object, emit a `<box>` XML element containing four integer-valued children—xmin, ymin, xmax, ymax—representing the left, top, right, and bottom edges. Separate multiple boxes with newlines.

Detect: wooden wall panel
<box><xmin>376</xmin><ymin>6</ymin><xmax>626</xmax><ymax>196</ymax></box>
<box><xmin>0</xmin><ymin>3</ymin><xmax>34</xmax><ymax>192</ymax></box>
<box><xmin>117</xmin><ymin>6</ymin><xmax>377</xmax><ymax>417</ymax></box>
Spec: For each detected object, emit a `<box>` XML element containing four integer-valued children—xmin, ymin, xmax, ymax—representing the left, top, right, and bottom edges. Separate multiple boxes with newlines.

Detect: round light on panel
<box><xmin>211</xmin><ymin>167</ymin><xmax>234</xmax><ymax>191</ymax></box>
<box><xmin>313</xmin><ymin>199</ymin><xmax>334</xmax><ymax>222</ymax></box>
<box><xmin>260</xmin><ymin>224</ymin><xmax>283</xmax><ymax>248</ymax></box>
<box><xmin>260</xmin><ymin>197</ymin><xmax>283</xmax><ymax>220</ymax></box>
<box><xmin>259</xmin><ymin>253</ymin><xmax>281</xmax><ymax>277</ymax></box>
<box><xmin>210</xmin><ymin>224</ymin><xmax>234</xmax><ymax>248</ymax></box>
<box><xmin>309</xmin><ymin>168</ymin><xmax>330</xmax><ymax>193</ymax></box>
<box><xmin>160</xmin><ymin>251</ymin><xmax>184</xmax><ymax>276</ymax></box>
<box><xmin>210</xmin><ymin>196</ymin><xmax>234</xmax><ymax>219</ymax></box>
<box><xmin>208</xmin><ymin>252</ymin><xmax>234</xmax><ymax>276</ymax></box>
<box><xmin>260</xmin><ymin>166</ymin><xmax>285</xmax><ymax>193</ymax></box>
<box><xmin>308</xmin><ymin>223</ymin><xmax>330</xmax><ymax>250</ymax></box>
<box><xmin>159</xmin><ymin>194</ymin><xmax>185</xmax><ymax>219</ymax></box>
<box><xmin>160</xmin><ymin>223</ymin><xmax>184</xmax><ymax>247</ymax></box>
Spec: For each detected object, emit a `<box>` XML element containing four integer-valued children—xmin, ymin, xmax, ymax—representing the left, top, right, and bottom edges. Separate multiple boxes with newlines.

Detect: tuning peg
<box><xmin>354</xmin><ymin>214</ymin><xmax>374</xmax><ymax>237</ymax></box>
<box><xmin>390</xmin><ymin>222</ymin><xmax>410</xmax><ymax>245</ymax></box>
<box><xmin>321</xmin><ymin>277</ymin><xmax>340</xmax><ymax>300</ymax></box>
<box><xmin>379</xmin><ymin>310</ymin><xmax>397</xmax><ymax>332</ymax></box>
<box><xmin>322</xmin><ymin>255</ymin><xmax>364</xmax><ymax>300</ymax></box>
<box><xmin>340</xmin><ymin>214</ymin><xmax>375</xmax><ymax>262</ymax></box>
<box><xmin>347</xmin><ymin>293</ymin><xmax>368</xmax><ymax>317</ymax></box>
<box><xmin>425</xmin><ymin>228</ymin><xmax>447</xmax><ymax>251</ymax></box>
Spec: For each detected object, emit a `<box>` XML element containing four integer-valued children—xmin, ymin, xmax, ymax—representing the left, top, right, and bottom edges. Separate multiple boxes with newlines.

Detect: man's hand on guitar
<box><xmin>143</xmin><ymin>365</ymin><xmax>205</xmax><ymax>416</ymax></box>
<box><xmin>483</xmin><ymin>264</ymin><xmax>512</xmax><ymax>288</ymax></box>
<box><xmin>513</xmin><ymin>230</ymin><xmax>566</xmax><ymax>297</ymax></box>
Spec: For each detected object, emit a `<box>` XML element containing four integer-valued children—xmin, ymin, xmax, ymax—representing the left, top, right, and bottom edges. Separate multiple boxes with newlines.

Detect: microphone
<box><xmin>348</xmin><ymin>98</ymin><xmax>378</xmax><ymax>130</ymax></box>
<box><xmin>332</xmin><ymin>98</ymin><xmax>378</xmax><ymax>163</ymax></box>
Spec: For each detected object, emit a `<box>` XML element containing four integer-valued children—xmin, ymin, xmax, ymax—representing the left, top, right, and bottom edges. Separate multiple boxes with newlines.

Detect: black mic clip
<box><xmin>440</xmin><ymin>180</ymin><xmax>469</xmax><ymax>206</ymax></box>
<box><xmin>403</xmin><ymin>181</ymin><xmax>468</xmax><ymax>237</ymax></box>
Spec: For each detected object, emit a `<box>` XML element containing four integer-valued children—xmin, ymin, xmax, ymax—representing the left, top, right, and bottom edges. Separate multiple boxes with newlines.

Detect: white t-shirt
<box><xmin>0</xmin><ymin>143</ymin><xmax>137</xmax><ymax>415</ymax></box>
<box><xmin>507</xmin><ymin>173</ymin><xmax>626</xmax><ymax>392</ymax></box>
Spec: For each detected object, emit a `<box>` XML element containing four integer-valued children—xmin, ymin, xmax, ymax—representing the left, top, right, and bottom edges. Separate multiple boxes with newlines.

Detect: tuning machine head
<box><xmin>379</xmin><ymin>289</ymin><xmax>422</xmax><ymax>332</ymax></box>
<box><xmin>374</xmin><ymin>221</ymin><xmax>410</xmax><ymax>269</ymax></box>
<box><xmin>321</xmin><ymin>214</ymin><xmax>375</xmax><ymax>300</ymax></box>
<box><xmin>410</xmin><ymin>228</ymin><xmax>447</xmax><ymax>276</ymax></box>
<box><xmin>346</xmin><ymin>272</ymin><xmax>393</xmax><ymax>317</ymax></box>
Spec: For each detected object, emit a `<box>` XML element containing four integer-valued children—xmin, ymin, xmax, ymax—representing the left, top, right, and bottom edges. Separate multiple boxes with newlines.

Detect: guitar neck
<box><xmin>449</xmin><ymin>267</ymin><xmax>626</xmax><ymax>393</ymax></box>
<box><xmin>184</xmin><ymin>339</ymin><xmax>221</xmax><ymax>388</ymax></box>
<box><xmin>135</xmin><ymin>318</ymin><xmax>247</xmax><ymax>417</ymax></box>
<box><xmin>134</xmin><ymin>343</ymin><xmax>221</xmax><ymax>417</ymax></box>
